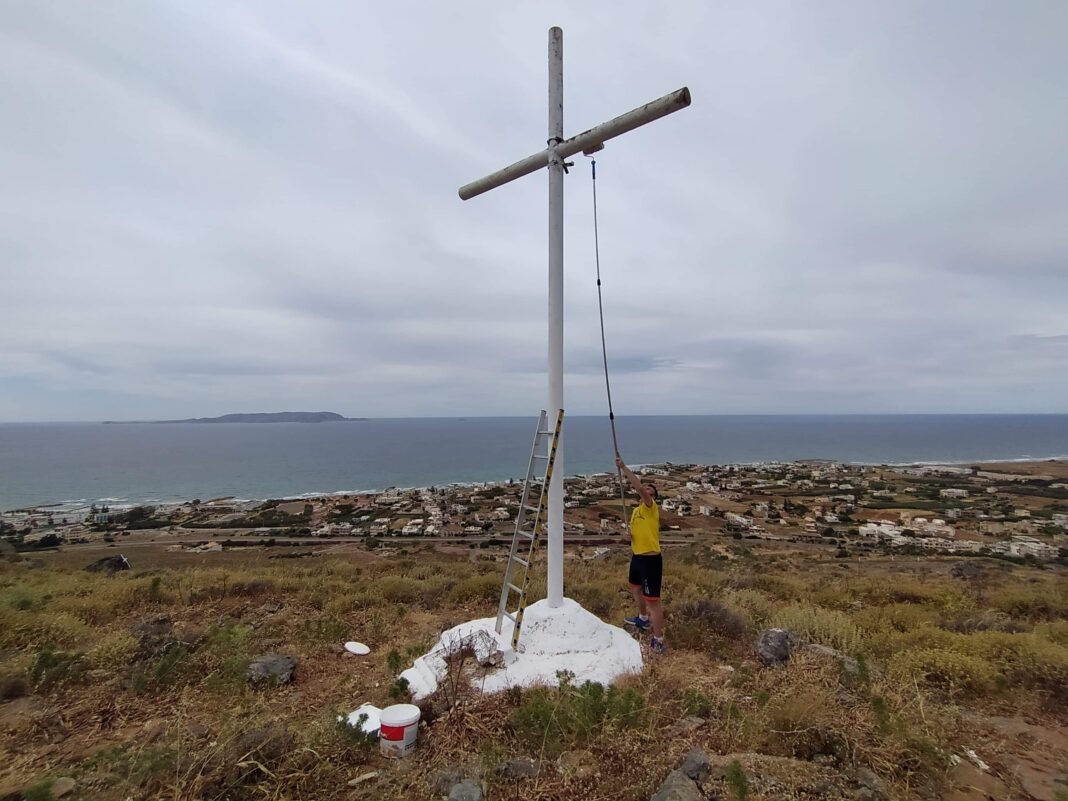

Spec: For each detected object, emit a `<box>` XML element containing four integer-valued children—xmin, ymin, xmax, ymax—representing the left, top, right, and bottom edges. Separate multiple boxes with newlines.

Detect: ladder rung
<box><xmin>502</xmin><ymin>610</ymin><xmax>517</xmax><ymax>623</ymax></box>
<box><xmin>511</xmin><ymin>555</ymin><xmax>529</xmax><ymax>567</ymax></box>
<box><xmin>507</xmin><ymin>582</ymin><xmax>523</xmax><ymax>594</ymax></box>
<box><xmin>537</xmin><ymin>429</ymin><xmax>552</xmax><ymax>435</ymax></box>
<box><xmin>524</xmin><ymin>504</ymin><xmax>540</xmax><ymax>512</ymax></box>
<box><xmin>517</xmin><ymin>530</ymin><xmax>535</xmax><ymax>539</ymax></box>
<box><xmin>533</xmin><ymin>454</ymin><xmax>549</xmax><ymax>460</ymax></box>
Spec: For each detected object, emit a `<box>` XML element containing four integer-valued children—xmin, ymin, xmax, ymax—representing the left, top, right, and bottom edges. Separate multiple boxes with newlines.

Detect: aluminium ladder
<box><xmin>494</xmin><ymin>408</ymin><xmax>564</xmax><ymax>650</ymax></box>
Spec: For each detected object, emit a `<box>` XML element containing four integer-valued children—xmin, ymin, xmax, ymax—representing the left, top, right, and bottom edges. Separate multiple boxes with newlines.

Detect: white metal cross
<box><xmin>459</xmin><ymin>27</ymin><xmax>690</xmax><ymax>608</ymax></box>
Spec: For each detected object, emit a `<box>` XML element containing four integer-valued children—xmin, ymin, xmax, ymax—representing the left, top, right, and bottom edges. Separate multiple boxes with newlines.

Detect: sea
<box><xmin>1</xmin><ymin>414</ymin><xmax>1067</xmax><ymax>512</ymax></box>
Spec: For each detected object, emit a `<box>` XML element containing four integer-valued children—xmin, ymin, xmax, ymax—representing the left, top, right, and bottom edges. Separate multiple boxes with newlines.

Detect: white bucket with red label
<box><xmin>379</xmin><ymin>703</ymin><xmax>420</xmax><ymax>758</ymax></box>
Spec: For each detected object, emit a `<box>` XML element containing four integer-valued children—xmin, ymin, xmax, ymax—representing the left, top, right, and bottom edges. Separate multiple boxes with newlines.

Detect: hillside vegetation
<box><xmin>1</xmin><ymin>541</ymin><xmax>1066</xmax><ymax>800</ymax></box>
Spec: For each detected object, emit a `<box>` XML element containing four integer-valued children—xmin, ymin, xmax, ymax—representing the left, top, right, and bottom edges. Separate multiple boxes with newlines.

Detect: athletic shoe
<box><xmin>650</xmin><ymin>636</ymin><xmax>667</xmax><ymax>655</ymax></box>
<box><xmin>623</xmin><ymin>615</ymin><xmax>651</xmax><ymax>631</ymax></box>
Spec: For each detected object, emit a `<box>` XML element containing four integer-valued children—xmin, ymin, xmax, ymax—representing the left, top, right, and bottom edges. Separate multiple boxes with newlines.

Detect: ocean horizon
<box><xmin>2</xmin><ymin>414</ymin><xmax>1067</xmax><ymax>512</ymax></box>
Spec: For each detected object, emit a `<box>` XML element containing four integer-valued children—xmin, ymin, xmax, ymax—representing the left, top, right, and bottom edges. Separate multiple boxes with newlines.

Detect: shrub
<box><xmin>939</xmin><ymin>611</ymin><xmax>1026</xmax><ymax>635</ymax></box>
<box><xmin>888</xmin><ymin>648</ymin><xmax>995</xmax><ymax>696</ymax></box>
<box><xmin>856</xmin><ymin>603</ymin><xmax>938</xmax><ymax>636</ymax></box>
<box><xmin>721</xmin><ymin>589</ymin><xmax>774</xmax><ymax>627</ymax></box>
<box><xmin>725</xmin><ymin>760</ymin><xmax>750</xmax><ymax>801</ymax></box>
<box><xmin>682</xmin><ymin>686</ymin><xmax>712</xmax><ymax>718</ymax></box>
<box><xmin>0</xmin><ymin>671</ymin><xmax>30</xmax><ymax>699</ymax></box>
<box><xmin>447</xmin><ymin>574</ymin><xmax>500</xmax><ymax>605</ymax></box>
<box><xmin>511</xmin><ymin>675</ymin><xmax>646</xmax><ymax>756</ymax></box>
<box><xmin>570</xmin><ymin>582</ymin><xmax>614</xmax><ymax>617</ymax></box>
<box><xmin>87</xmin><ymin>631</ymin><xmax>140</xmax><ymax>670</ymax></box>
<box><xmin>335</xmin><ymin>710</ymin><xmax>378</xmax><ymax>753</ymax></box>
<box><xmin>1</xmin><ymin>611</ymin><xmax>92</xmax><ymax>649</ymax></box>
<box><xmin>990</xmin><ymin>587</ymin><xmax>1068</xmax><ymax>621</ymax></box>
<box><xmin>770</xmin><ymin>603</ymin><xmax>862</xmax><ymax>653</ymax></box>
<box><xmin>675</xmin><ymin>599</ymin><xmax>748</xmax><ymax>639</ymax></box>
<box><xmin>378</xmin><ymin>576</ymin><xmax>422</xmax><ymax>604</ymax></box>
<box><xmin>30</xmin><ymin>646</ymin><xmax>85</xmax><ymax>691</ymax></box>
<box><xmin>419</xmin><ymin>575</ymin><xmax>456</xmax><ymax>608</ymax></box>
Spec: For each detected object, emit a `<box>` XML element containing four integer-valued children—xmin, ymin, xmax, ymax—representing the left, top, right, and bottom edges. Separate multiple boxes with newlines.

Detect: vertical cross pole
<box><xmin>546</xmin><ymin>26</ymin><xmax>565</xmax><ymax>608</ymax></box>
<box><xmin>458</xmin><ymin>27</ymin><xmax>690</xmax><ymax>613</ymax></box>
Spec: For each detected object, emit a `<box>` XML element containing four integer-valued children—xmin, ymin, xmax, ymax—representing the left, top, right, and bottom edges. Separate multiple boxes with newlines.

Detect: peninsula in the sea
<box><xmin>104</xmin><ymin>411</ymin><xmax>366</xmax><ymax>424</ymax></box>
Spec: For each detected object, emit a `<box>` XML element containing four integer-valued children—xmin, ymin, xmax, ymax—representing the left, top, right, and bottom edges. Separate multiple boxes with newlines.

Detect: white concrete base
<box><xmin>400</xmin><ymin>598</ymin><xmax>643</xmax><ymax>700</ymax></box>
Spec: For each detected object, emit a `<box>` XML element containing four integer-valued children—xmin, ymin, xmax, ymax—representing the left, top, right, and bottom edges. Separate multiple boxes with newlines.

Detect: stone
<box><xmin>557</xmin><ymin>750</ymin><xmax>596</xmax><ymax>780</ymax></box>
<box><xmin>650</xmin><ymin>769</ymin><xmax>703</xmax><ymax>801</ymax></box>
<box><xmin>432</xmin><ymin>765</ymin><xmax>466</xmax><ymax>796</ymax></box>
<box><xmin>756</xmin><ymin>628</ymin><xmax>797</xmax><ymax>666</ymax></box>
<box><xmin>666</xmin><ymin>716</ymin><xmax>706</xmax><ymax>736</ymax></box>
<box><xmin>246</xmin><ymin>654</ymin><xmax>297</xmax><ymax>686</ymax></box>
<box><xmin>853</xmin><ymin>767</ymin><xmax>888</xmax><ymax>800</ymax></box>
<box><xmin>51</xmin><ymin>778</ymin><xmax>76</xmax><ymax>798</ymax></box>
<box><xmin>447</xmin><ymin>779</ymin><xmax>482</xmax><ymax>801</ymax></box>
<box><xmin>496</xmin><ymin>757</ymin><xmax>538</xmax><ymax>780</ymax></box>
<box><xmin>132</xmin><ymin>614</ymin><xmax>173</xmax><ymax>640</ymax></box>
<box><xmin>679</xmin><ymin>748</ymin><xmax>710</xmax><ymax>783</ymax></box>
<box><xmin>950</xmin><ymin>562</ymin><xmax>982</xmax><ymax>580</ymax></box>
<box><xmin>83</xmin><ymin>554</ymin><xmax>130</xmax><ymax>575</ymax></box>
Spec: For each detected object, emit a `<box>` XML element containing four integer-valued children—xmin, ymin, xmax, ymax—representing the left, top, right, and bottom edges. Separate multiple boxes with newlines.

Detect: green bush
<box><xmin>682</xmin><ymin>686</ymin><xmax>712</xmax><ymax>717</ymax></box>
<box><xmin>30</xmin><ymin>645</ymin><xmax>85</xmax><ymax>691</ymax></box>
<box><xmin>511</xmin><ymin>674</ymin><xmax>647</xmax><ymax>756</ymax></box>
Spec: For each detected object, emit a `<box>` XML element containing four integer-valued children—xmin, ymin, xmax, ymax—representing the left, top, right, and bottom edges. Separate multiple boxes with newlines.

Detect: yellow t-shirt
<box><xmin>630</xmin><ymin>501</ymin><xmax>660</xmax><ymax>554</ymax></box>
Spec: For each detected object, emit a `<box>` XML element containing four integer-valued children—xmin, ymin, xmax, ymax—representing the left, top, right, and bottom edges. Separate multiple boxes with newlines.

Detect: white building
<box><xmin>940</xmin><ymin>488</ymin><xmax>969</xmax><ymax>499</ymax></box>
<box><xmin>991</xmin><ymin>537</ymin><xmax>1059</xmax><ymax>561</ymax></box>
<box><xmin>912</xmin><ymin>517</ymin><xmax>956</xmax><ymax>539</ymax></box>
<box><xmin>859</xmin><ymin>522</ymin><xmax>902</xmax><ymax>539</ymax></box>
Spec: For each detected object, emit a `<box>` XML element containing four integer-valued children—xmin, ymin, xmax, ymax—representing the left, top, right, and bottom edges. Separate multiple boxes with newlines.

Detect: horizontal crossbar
<box><xmin>458</xmin><ymin>87</ymin><xmax>691</xmax><ymax>200</ymax></box>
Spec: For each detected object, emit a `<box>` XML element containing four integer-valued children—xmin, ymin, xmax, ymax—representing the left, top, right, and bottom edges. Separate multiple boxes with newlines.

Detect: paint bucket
<box><xmin>378</xmin><ymin>703</ymin><xmax>421</xmax><ymax>758</ymax></box>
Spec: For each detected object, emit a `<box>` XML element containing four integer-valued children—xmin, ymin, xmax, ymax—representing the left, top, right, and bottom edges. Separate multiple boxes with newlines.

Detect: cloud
<box><xmin>1</xmin><ymin>1</ymin><xmax>1066</xmax><ymax>420</ymax></box>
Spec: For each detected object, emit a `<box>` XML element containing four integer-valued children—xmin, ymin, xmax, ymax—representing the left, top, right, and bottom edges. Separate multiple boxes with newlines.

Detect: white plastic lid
<box><xmin>379</xmin><ymin>703</ymin><xmax>421</xmax><ymax>728</ymax></box>
<box><xmin>345</xmin><ymin>641</ymin><xmax>370</xmax><ymax>655</ymax></box>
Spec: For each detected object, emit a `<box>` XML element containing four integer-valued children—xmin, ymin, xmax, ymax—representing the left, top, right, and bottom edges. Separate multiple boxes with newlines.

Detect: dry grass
<box><xmin>1</xmin><ymin>542</ymin><xmax>1066</xmax><ymax>800</ymax></box>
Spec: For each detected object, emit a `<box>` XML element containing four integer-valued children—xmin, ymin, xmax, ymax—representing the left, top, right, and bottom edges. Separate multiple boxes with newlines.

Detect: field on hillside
<box><xmin>2</xmin><ymin>539</ymin><xmax>1067</xmax><ymax>800</ymax></box>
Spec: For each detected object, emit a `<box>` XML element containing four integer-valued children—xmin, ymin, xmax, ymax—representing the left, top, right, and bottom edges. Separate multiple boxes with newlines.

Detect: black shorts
<box><xmin>628</xmin><ymin>553</ymin><xmax>663</xmax><ymax>600</ymax></box>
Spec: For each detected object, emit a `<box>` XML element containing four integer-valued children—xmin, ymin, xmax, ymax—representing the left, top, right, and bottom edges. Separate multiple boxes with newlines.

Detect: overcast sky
<box><xmin>2</xmin><ymin>2</ymin><xmax>1066</xmax><ymax>421</ymax></box>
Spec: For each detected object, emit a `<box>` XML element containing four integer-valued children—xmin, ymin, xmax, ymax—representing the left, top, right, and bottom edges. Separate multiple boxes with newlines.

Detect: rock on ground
<box><xmin>756</xmin><ymin>628</ymin><xmax>798</xmax><ymax>666</ymax></box>
<box><xmin>246</xmin><ymin>654</ymin><xmax>297</xmax><ymax>685</ymax></box>
<box><xmin>83</xmin><ymin>554</ymin><xmax>130</xmax><ymax>575</ymax></box>
<box><xmin>447</xmin><ymin>778</ymin><xmax>483</xmax><ymax>801</ymax></box>
<box><xmin>650</xmin><ymin>769</ymin><xmax>704</xmax><ymax>801</ymax></box>
<box><xmin>51</xmin><ymin>777</ymin><xmax>76</xmax><ymax>798</ymax></box>
<box><xmin>679</xmin><ymin>748</ymin><xmax>710</xmax><ymax>783</ymax></box>
<box><xmin>496</xmin><ymin>757</ymin><xmax>538</xmax><ymax>780</ymax></box>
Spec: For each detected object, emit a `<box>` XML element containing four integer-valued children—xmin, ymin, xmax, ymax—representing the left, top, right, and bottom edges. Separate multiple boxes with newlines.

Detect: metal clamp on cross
<box><xmin>458</xmin><ymin>27</ymin><xmax>691</xmax><ymax>610</ymax></box>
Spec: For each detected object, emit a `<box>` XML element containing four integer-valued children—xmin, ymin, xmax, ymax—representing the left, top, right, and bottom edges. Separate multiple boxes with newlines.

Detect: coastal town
<box><xmin>5</xmin><ymin>459</ymin><xmax>1067</xmax><ymax>564</ymax></box>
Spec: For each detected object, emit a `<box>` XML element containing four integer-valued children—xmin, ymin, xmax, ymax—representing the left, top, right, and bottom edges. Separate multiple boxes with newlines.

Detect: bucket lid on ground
<box><xmin>379</xmin><ymin>703</ymin><xmax>420</xmax><ymax>728</ymax></box>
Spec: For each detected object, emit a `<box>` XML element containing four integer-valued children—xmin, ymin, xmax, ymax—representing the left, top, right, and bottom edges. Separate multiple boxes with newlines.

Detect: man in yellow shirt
<box><xmin>616</xmin><ymin>453</ymin><xmax>666</xmax><ymax>654</ymax></box>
